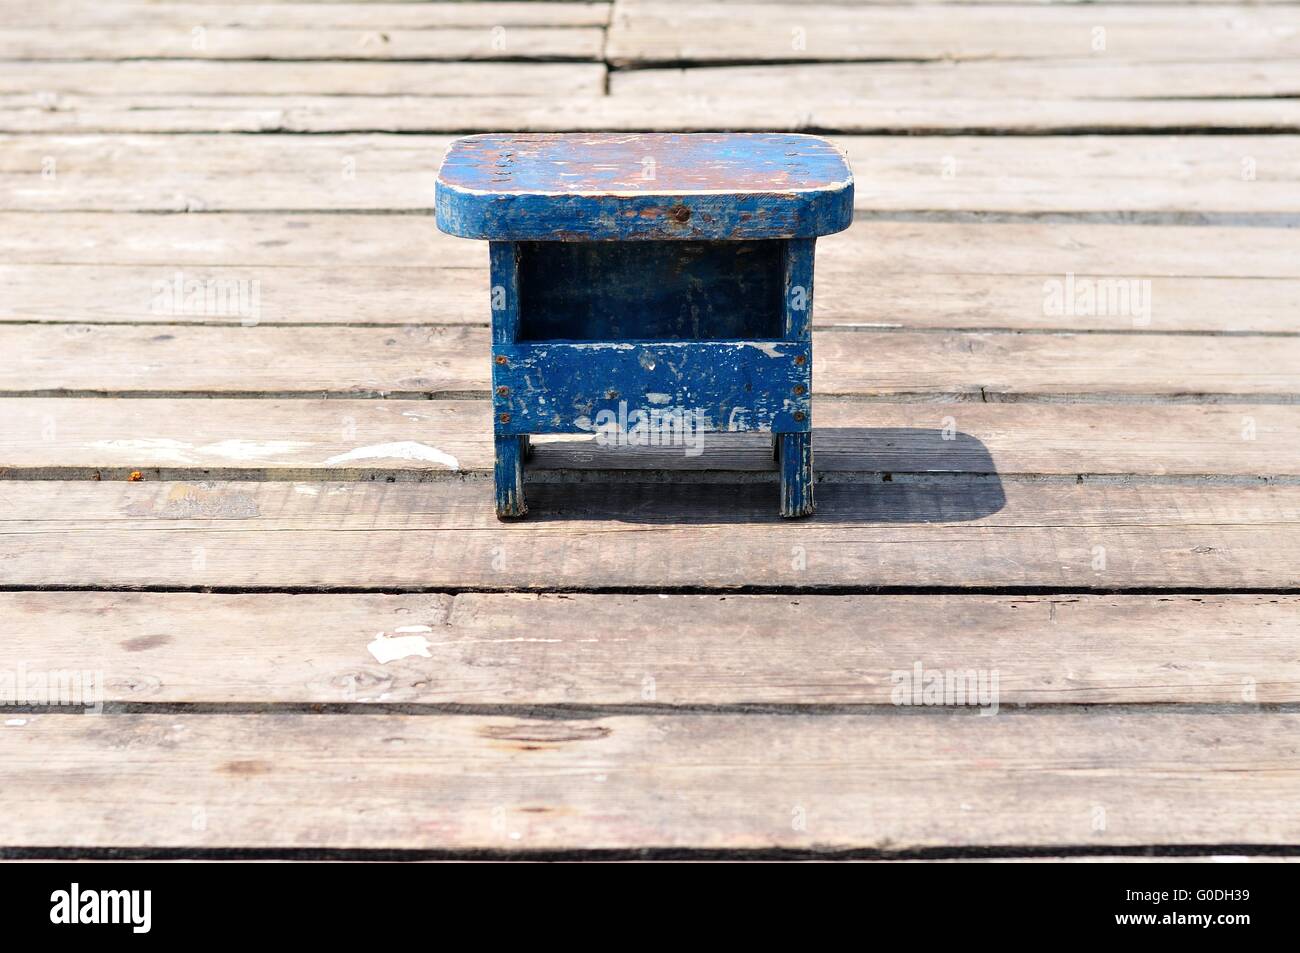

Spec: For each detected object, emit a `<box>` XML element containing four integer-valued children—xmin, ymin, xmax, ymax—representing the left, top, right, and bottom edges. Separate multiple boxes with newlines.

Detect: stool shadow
<box><xmin>522</xmin><ymin>427</ymin><xmax>1006</xmax><ymax>524</ymax></box>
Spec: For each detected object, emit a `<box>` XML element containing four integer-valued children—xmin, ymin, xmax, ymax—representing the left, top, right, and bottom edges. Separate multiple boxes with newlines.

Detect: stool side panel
<box><xmin>492</xmin><ymin>341</ymin><xmax>811</xmax><ymax>435</ymax></box>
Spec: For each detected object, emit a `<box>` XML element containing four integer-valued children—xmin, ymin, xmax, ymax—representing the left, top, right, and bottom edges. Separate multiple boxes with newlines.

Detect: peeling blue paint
<box><xmin>435</xmin><ymin>133</ymin><xmax>850</xmax><ymax>518</ymax></box>
<box><xmin>492</xmin><ymin>340</ymin><xmax>812</xmax><ymax>435</ymax></box>
<box><xmin>436</xmin><ymin>133</ymin><xmax>854</xmax><ymax>242</ymax></box>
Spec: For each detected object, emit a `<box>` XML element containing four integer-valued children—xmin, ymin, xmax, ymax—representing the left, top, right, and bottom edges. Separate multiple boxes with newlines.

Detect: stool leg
<box><xmin>494</xmin><ymin>434</ymin><xmax>527</xmax><ymax>520</ymax></box>
<box><xmin>776</xmin><ymin>432</ymin><xmax>814</xmax><ymax>518</ymax></box>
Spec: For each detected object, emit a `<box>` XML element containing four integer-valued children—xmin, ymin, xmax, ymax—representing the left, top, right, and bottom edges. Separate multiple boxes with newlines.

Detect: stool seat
<box><xmin>436</xmin><ymin>133</ymin><xmax>854</xmax><ymax>241</ymax></box>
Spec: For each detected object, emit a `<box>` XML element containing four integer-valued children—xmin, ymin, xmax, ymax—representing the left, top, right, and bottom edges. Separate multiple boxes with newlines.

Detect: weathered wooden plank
<box><xmin>644</xmin><ymin>0</ymin><xmax>1300</xmax><ymax>5</ymax></box>
<box><xmin>0</xmin><ymin>264</ymin><xmax>486</xmax><ymax>326</ymax></box>
<box><xmin>838</xmin><ymin>134</ymin><xmax>1300</xmax><ymax>216</ymax></box>
<box><xmin>5</xmin><ymin>2</ymin><xmax>612</xmax><ymax>28</ymax></box>
<box><xmin>810</xmin><ymin>330</ymin><xmax>1300</xmax><ymax>398</ymax></box>
<box><xmin>1</xmin><ymin>479</ymin><xmax>1298</xmax><ymax>589</ymax></box>
<box><xmin>610</xmin><ymin>60</ymin><xmax>1300</xmax><ymax>102</ymax></box>
<box><xmin>0</xmin><ymin>28</ymin><xmax>605</xmax><ymax>61</ymax></box>
<box><xmin>5</xmin><ymin>93</ymin><xmax>1300</xmax><ymax>134</ymax></box>
<box><xmin>2</xmin><ymin>710</ymin><xmax>1298</xmax><ymax>850</ymax></box>
<box><xmin>4</xmin><ymin>134</ymin><xmax>1295</xmax><ymax>215</ymax></box>
<box><xmin>2</xmin><ymin>591</ymin><xmax>1296</xmax><ymax>705</ymax></box>
<box><xmin>0</xmin><ymin>212</ymin><xmax>484</xmax><ymax>267</ymax></box>
<box><xmin>607</xmin><ymin>4</ymin><xmax>1300</xmax><ymax>66</ymax></box>
<box><xmin>811</xmin><ymin>271</ymin><xmax>1300</xmax><ymax>334</ymax></box>
<box><xmin>3</xmin><ymin>398</ymin><xmax>1295</xmax><ymax>479</ymax></box>
<box><xmin>0</xmin><ymin>61</ymin><xmax>606</xmax><ymax>97</ymax></box>
<box><xmin>3</xmin><ymin>214</ymin><xmax>1293</xmax><ymax>278</ymax></box>
<box><xmin>5</xmin><ymin>324</ymin><xmax>1298</xmax><ymax>398</ymax></box>
<box><xmin>5</xmin><ymin>398</ymin><xmax>1297</xmax><ymax>479</ymax></box>
<box><xmin>818</xmin><ymin>222</ymin><xmax>1300</xmax><ymax>280</ymax></box>
<box><xmin>5</xmin><ymin>232</ymin><xmax>1294</xmax><ymax>330</ymax></box>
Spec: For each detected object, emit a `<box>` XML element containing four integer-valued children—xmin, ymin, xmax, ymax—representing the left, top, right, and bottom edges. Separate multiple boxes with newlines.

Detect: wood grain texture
<box><xmin>671</xmin><ymin>0</ymin><xmax>1300</xmax><ymax>5</ymax></box>
<box><xmin>3</xmin><ymin>591</ymin><xmax>1295</xmax><ymax>705</ymax></box>
<box><xmin>0</xmin><ymin>61</ymin><xmax>607</xmax><ymax>97</ymax></box>
<box><xmin>6</xmin><ymin>224</ymin><xmax>1298</xmax><ymax>332</ymax></box>
<box><xmin>610</xmin><ymin>59</ymin><xmax>1300</xmax><ymax>102</ymax></box>
<box><xmin>6</xmin><ymin>93</ymin><xmax>1300</xmax><ymax>134</ymax></box>
<box><xmin>0</xmin><ymin>27</ymin><xmax>606</xmax><ymax>61</ymax></box>
<box><xmin>607</xmin><ymin>3</ymin><xmax>1300</xmax><ymax>66</ymax></box>
<box><xmin>7</xmin><ymin>3</ymin><xmax>613</xmax><ymax>29</ymax></box>
<box><xmin>1</xmin><ymin>478</ymin><xmax>1298</xmax><ymax>589</ymax></box>
<box><xmin>6</xmin><ymin>323</ymin><xmax>1299</xmax><ymax>398</ymax></box>
<box><xmin>3</xmin><ymin>398</ymin><xmax>1296</xmax><ymax>479</ymax></box>
<box><xmin>3</xmin><ymin>133</ymin><xmax>1294</xmax><ymax>215</ymax></box>
<box><xmin>4</xmin><ymin>214</ymin><xmax>1292</xmax><ymax>277</ymax></box>
<box><xmin>2</xmin><ymin>710</ymin><xmax>1298</xmax><ymax>850</ymax></box>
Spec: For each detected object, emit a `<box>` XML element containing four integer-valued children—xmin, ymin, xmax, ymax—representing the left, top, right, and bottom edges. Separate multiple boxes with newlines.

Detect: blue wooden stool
<box><xmin>435</xmin><ymin>133</ymin><xmax>853</xmax><ymax>519</ymax></box>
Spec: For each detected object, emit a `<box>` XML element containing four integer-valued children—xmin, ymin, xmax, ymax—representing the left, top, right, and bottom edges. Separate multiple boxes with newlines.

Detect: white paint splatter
<box><xmin>197</xmin><ymin>439</ymin><xmax>312</xmax><ymax>460</ymax></box>
<box><xmin>644</xmin><ymin>392</ymin><xmax>672</xmax><ymax>405</ymax></box>
<box><xmin>86</xmin><ymin>437</ymin><xmax>311</xmax><ymax>463</ymax></box>
<box><xmin>5</xmin><ymin>719</ymin><xmax>27</xmax><ymax>727</ymax></box>
<box><xmin>395</xmin><ymin>625</ymin><xmax>434</xmax><ymax>634</ymax></box>
<box><xmin>87</xmin><ymin>438</ymin><xmax>195</xmax><ymax>465</ymax></box>
<box><xmin>293</xmin><ymin>485</ymin><xmax>319</xmax><ymax>496</ymax></box>
<box><xmin>367</xmin><ymin>631</ymin><xmax>433</xmax><ymax>664</ymax></box>
<box><xmin>325</xmin><ymin>441</ymin><xmax>459</xmax><ymax>470</ymax></box>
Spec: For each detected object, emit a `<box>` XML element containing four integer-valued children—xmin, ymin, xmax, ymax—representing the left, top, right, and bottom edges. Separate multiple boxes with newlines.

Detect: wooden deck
<box><xmin>2</xmin><ymin>0</ymin><xmax>1299</xmax><ymax>860</ymax></box>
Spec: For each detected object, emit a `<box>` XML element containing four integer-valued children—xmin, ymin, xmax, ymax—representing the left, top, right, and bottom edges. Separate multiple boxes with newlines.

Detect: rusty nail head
<box><xmin>495</xmin><ymin>355</ymin><xmax>507</xmax><ymax>365</ymax></box>
<box><xmin>670</xmin><ymin>205</ymin><xmax>691</xmax><ymax>224</ymax></box>
<box><xmin>793</xmin><ymin>384</ymin><xmax>806</xmax><ymax>396</ymax></box>
<box><xmin>498</xmin><ymin>412</ymin><xmax>511</xmax><ymax>423</ymax></box>
<box><xmin>793</xmin><ymin>412</ymin><xmax>806</xmax><ymax>422</ymax></box>
<box><xmin>496</xmin><ymin>385</ymin><xmax>509</xmax><ymax>396</ymax></box>
<box><xmin>794</xmin><ymin>354</ymin><xmax>807</xmax><ymax>365</ymax></box>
